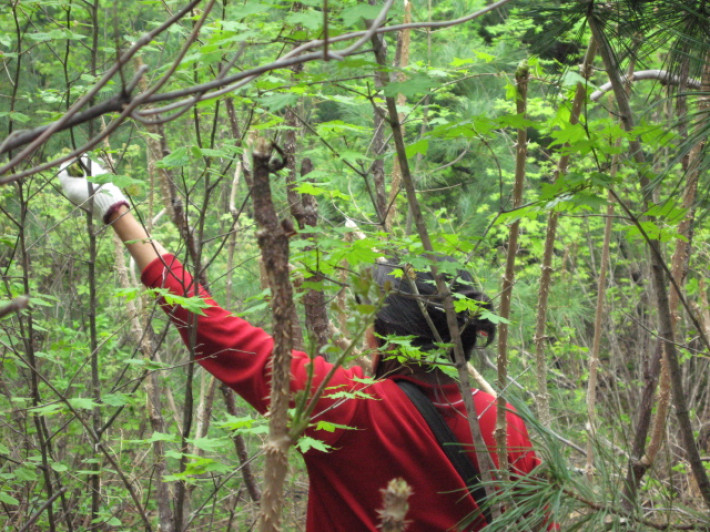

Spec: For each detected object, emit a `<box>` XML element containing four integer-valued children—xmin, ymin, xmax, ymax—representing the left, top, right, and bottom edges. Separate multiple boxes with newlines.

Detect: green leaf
<box><xmin>561</xmin><ymin>70</ymin><xmax>596</xmax><ymax>89</ymax></box>
<box><xmin>28</xmin><ymin>292</ymin><xmax>57</xmax><ymax>307</ymax></box>
<box><xmin>262</xmin><ymin>92</ymin><xmax>299</xmax><ymax>112</ymax></box>
<box><xmin>479</xmin><ymin>309</ymin><xmax>509</xmax><ymax>325</ymax></box>
<box><xmin>15</xmin><ymin>467</ymin><xmax>38</xmax><ymax>482</ymax></box>
<box><xmin>296</xmin><ymin>435</ymin><xmax>331</xmax><ymax>453</ymax></box>
<box><xmin>294</xmin><ymin>182</ymin><xmax>326</xmax><ymax>196</ymax></box>
<box><xmin>102</xmin><ymin>392</ymin><xmax>130</xmax><ymax>407</ymax></box>
<box><xmin>405</xmin><ymin>139</ymin><xmax>429</xmax><ymax>158</ymax></box>
<box><xmin>548</xmin><ymin>122</ymin><xmax>587</xmax><ymax>146</ymax></box>
<box><xmin>51</xmin><ymin>462</ymin><xmax>69</xmax><ymax>472</ymax></box>
<box><xmin>231</xmin><ymin>0</ymin><xmax>273</xmax><ymax>18</ymax></box>
<box><xmin>114</xmin><ymin>286</ymin><xmax>143</xmax><ymax>302</ymax></box>
<box><xmin>474</xmin><ymin>50</ymin><xmax>495</xmax><ymax>63</ymax></box>
<box><xmin>315</xmin><ymin>421</ymin><xmax>352</xmax><ymax>433</ymax></box>
<box><xmin>196</xmin><ymin>147</ymin><xmax>235</xmax><ymax>158</ymax></box>
<box><xmin>147</xmin><ymin>431</ymin><xmax>175</xmax><ymax>443</ymax></box>
<box><xmin>286</xmin><ymin>11</ymin><xmax>321</xmax><ymax>30</ymax></box>
<box><xmin>189</xmin><ymin>437</ymin><xmax>228</xmax><ymax>452</ymax></box>
<box><xmin>383</xmin><ymin>75</ymin><xmax>436</xmax><ymax>98</ymax></box>
<box><xmin>0</xmin><ymin>491</ymin><xmax>19</xmax><ymax>506</ymax></box>
<box><xmin>149</xmin><ymin>288</ymin><xmax>212</xmax><ymax>316</ymax></box>
<box><xmin>644</xmin><ymin>201</ymin><xmax>686</xmax><ymax>224</ymax></box>
<box><xmin>155</xmin><ymin>147</ymin><xmax>190</xmax><ymax>168</ymax></box>
<box><xmin>0</xmin><ymin>111</ymin><xmax>31</xmax><ymax>124</ymax></box>
<box><xmin>341</xmin><ymin>4</ymin><xmax>382</xmax><ymax>27</ymax></box>
<box><xmin>496</xmin><ymin>113</ymin><xmax>536</xmax><ymax>129</ymax></box>
<box><xmin>29</xmin><ymin>403</ymin><xmax>63</xmax><ymax>416</ymax></box>
<box><xmin>69</xmin><ymin>397</ymin><xmax>97</xmax><ymax>410</ymax></box>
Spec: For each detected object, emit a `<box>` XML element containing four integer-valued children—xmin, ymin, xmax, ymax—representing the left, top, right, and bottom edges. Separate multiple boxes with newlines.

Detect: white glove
<box><xmin>58</xmin><ymin>156</ymin><xmax>129</xmax><ymax>223</ymax></box>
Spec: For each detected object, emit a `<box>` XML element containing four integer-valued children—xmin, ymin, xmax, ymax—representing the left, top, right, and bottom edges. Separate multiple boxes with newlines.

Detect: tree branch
<box><xmin>590</xmin><ymin>69</ymin><xmax>701</xmax><ymax>101</ymax></box>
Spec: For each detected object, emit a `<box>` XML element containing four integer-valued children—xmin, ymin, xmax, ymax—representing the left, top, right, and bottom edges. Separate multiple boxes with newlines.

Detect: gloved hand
<box><xmin>58</xmin><ymin>156</ymin><xmax>129</xmax><ymax>223</ymax></box>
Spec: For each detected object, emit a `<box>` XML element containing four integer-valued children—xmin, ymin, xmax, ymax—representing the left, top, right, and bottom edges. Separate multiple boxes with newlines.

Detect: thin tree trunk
<box><xmin>586</xmin><ymin>192</ymin><xmax>614</xmax><ymax>480</ymax></box>
<box><xmin>283</xmin><ymin>79</ymin><xmax>327</xmax><ymax>352</ymax></box>
<box><xmin>291</xmin><ymin>159</ymin><xmax>331</xmax><ymax>354</ymax></box>
<box><xmin>388</xmin><ymin>0</ymin><xmax>411</xmax><ymax>232</ymax></box>
<box><xmin>368</xmin><ymin>0</ymin><xmax>390</xmax><ymax>229</ymax></box>
<box><xmin>282</xmin><ymin>66</ymin><xmax>307</xmax><ymax>348</ymax></box>
<box><xmin>17</xmin><ymin>183</ymin><xmax>58</xmax><ymax>532</ymax></box>
<box><xmin>369</xmin><ymin>32</ymin><xmax>499</xmax><ymax>518</ymax></box>
<box><xmin>589</xmin><ymin>14</ymin><xmax>710</xmax><ymax>508</ymax></box>
<box><xmin>626</xmin><ymin>50</ymin><xmax>710</xmax><ymax>505</ymax></box>
<box><xmin>496</xmin><ymin>60</ymin><xmax>528</xmax><ymax>480</ymax></box>
<box><xmin>87</xmin><ymin>4</ymin><xmax>102</xmax><ymax>525</ymax></box>
<box><xmin>535</xmin><ymin>37</ymin><xmax>597</xmax><ymax>428</ymax></box>
<box><xmin>251</xmin><ymin>138</ymin><xmax>296</xmax><ymax>532</ymax></box>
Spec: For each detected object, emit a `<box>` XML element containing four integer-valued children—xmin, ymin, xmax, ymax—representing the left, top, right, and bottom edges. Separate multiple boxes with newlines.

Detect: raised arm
<box><xmin>107</xmin><ymin>206</ymin><xmax>167</xmax><ymax>271</ymax></box>
<box><xmin>57</xmin><ymin>156</ymin><xmax>362</xmax><ymax>433</ymax></box>
<box><xmin>57</xmin><ymin>156</ymin><xmax>166</xmax><ymax>270</ymax></box>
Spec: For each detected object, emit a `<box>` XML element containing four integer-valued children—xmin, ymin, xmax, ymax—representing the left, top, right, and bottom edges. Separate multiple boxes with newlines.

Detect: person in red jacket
<box><xmin>59</xmin><ymin>158</ymin><xmax>543</xmax><ymax>531</ymax></box>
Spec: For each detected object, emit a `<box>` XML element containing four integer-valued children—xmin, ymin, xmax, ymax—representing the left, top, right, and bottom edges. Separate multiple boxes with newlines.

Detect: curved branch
<box><xmin>590</xmin><ymin>69</ymin><xmax>701</xmax><ymax>101</ymax></box>
<box><xmin>0</xmin><ymin>0</ymin><xmax>509</xmax><ymax>175</ymax></box>
<box><xmin>0</xmin><ymin>0</ymin><xmax>204</xmax><ymax>174</ymax></box>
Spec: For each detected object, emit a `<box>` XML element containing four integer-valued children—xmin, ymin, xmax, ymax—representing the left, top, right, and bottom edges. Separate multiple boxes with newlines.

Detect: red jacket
<box><xmin>142</xmin><ymin>255</ymin><xmax>540</xmax><ymax>531</ymax></box>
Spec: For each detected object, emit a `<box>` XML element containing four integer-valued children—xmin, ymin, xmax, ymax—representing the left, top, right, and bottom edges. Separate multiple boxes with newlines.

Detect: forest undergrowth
<box><xmin>1</xmin><ymin>0</ymin><xmax>709</xmax><ymax>530</ymax></box>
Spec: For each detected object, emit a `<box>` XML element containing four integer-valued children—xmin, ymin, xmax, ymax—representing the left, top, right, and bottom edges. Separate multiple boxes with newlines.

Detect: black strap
<box><xmin>396</xmin><ymin>379</ymin><xmax>493</xmax><ymax>525</ymax></box>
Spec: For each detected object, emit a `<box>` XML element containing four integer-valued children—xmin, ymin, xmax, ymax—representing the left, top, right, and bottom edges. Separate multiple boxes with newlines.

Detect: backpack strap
<box><xmin>396</xmin><ymin>379</ymin><xmax>492</xmax><ymax>525</ymax></box>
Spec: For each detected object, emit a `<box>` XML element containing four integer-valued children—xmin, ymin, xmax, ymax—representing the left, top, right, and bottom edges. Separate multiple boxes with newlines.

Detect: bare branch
<box><xmin>0</xmin><ymin>0</ymin><xmax>203</xmax><ymax>174</ymax></box>
<box><xmin>590</xmin><ymin>69</ymin><xmax>702</xmax><ymax>101</ymax></box>
<box><xmin>0</xmin><ymin>296</ymin><xmax>29</xmax><ymax>319</ymax></box>
<box><xmin>0</xmin><ymin>0</ymin><xmax>511</xmax><ymax>181</ymax></box>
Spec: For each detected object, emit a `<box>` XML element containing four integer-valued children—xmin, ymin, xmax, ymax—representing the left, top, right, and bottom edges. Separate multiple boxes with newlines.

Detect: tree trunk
<box><xmin>589</xmin><ymin>14</ymin><xmax>710</xmax><ymax>509</ymax></box>
<box><xmin>369</xmin><ymin>32</ymin><xmax>499</xmax><ymax>518</ymax></box>
<box><xmin>535</xmin><ymin>37</ymin><xmax>597</xmax><ymax>428</ymax></box>
<box><xmin>251</xmin><ymin>138</ymin><xmax>296</xmax><ymax>532</ymax></box>
<box><xmin>496</xmin><ymin>60</ymin><xmax>528</xmax><ymax>480</ymax></box>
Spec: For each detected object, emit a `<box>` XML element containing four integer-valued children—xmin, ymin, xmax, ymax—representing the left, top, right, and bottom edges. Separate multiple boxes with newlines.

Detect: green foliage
<box><xmin>1</xmin><ymin>0</ymin><xmax>709</xmax><ymax>529</ymax></box>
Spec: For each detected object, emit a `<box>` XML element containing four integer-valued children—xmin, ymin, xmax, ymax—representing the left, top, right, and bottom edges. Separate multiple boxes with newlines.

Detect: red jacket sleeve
<box><xmin>141</xmin><ymin>254</ymin><xmax>362</xmax><ymax>444</ymax></box>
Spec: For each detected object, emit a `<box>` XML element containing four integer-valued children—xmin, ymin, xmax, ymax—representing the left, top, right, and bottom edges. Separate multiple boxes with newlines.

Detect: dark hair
<box><xmin>372</xmin><ymin>261</ymin><xmax>495</xmax><ymax>362</ymax></box>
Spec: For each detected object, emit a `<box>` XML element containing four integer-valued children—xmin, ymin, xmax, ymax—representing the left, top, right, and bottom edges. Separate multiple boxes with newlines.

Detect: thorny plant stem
<box><xmin>250</xmin><ymin>139</ymin><xmax>295</xmax><ymax>532</ymax></box>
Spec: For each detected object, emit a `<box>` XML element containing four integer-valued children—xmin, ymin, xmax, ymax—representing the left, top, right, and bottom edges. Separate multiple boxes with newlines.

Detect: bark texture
<box><xmin>251</xmin><ymin>138</ymin><xmax>296</xmax><ymax>531</ymax></box>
